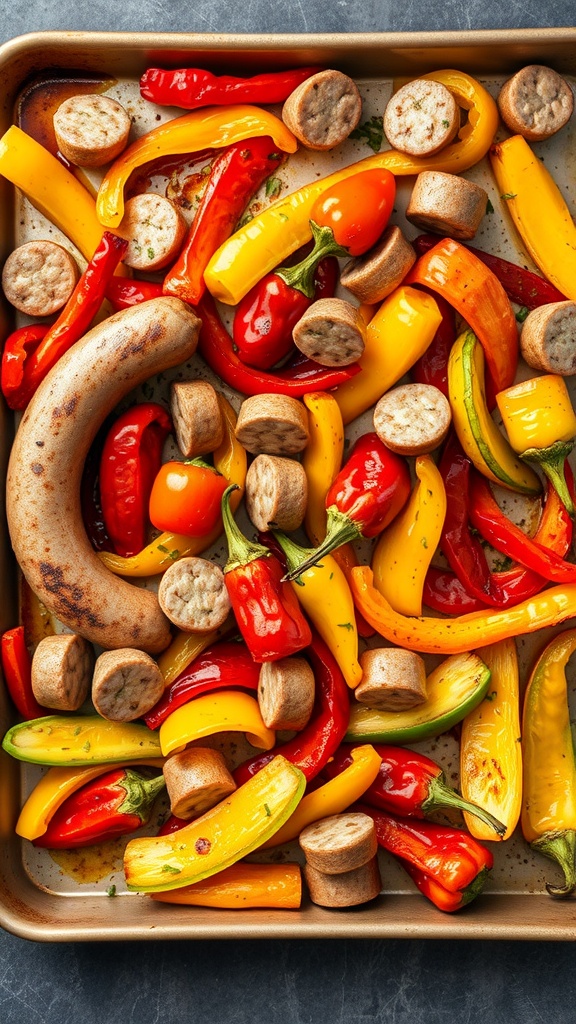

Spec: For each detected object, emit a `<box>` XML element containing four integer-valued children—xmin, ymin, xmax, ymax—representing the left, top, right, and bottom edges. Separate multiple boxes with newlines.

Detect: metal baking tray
<box><xmin>2</xmin><ymin>28</ymin><xmax>576</xmax><ymax>942</ymax></box>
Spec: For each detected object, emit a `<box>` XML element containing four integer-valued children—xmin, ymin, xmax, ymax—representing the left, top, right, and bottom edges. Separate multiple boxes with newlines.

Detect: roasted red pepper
<box><xmin>360</xmin><ymin>804</ymin><xmax>493</xmax><ymax>904</ymax></box>
<box><xmin>197</xmin><ymin>293</ymin><xmax>360</xmax><ymax>397</ymax></box>
<box><xmin>3</xmin><ymin>231</ymin><xmax>127</xmax><ymax>410</ymax></box>
<box><xmin>164</xmin><ymin>137</ymin><xmax>285</xmax><ymax>307</ymax></box>
<box><xmin>469</xmin><ymin>471</ymin><xmax>576</xmax><ymax>584</ymax></box>
<box><xmin>234</xmin><ymin>630</ymin><xmax>349</xmax><ymax>785</ymax></box>
<box><xmin>233</xmin><ymin>256</ymin><xmax>338</xmax><ymax>370</ymax></box>
<box><xmin>1</xmin><ymin>324</ymin><xmax>50</xmax><ymax>409</ymax></box>
<box><xmin>1</xmin><ymin>626</ymin><xmax>44</xmax><ymax>720</ymax></box>
<box><xmin>158</xmin><ymin>814</ymin><xmax>188</xmax><ymax>835</ymax></box>
<box><xmin>413</xmin><ymin>233</ymin><xmax>567</xmax><ymax>309</ymax></box>
<box><xmin>273</xmin><ymin>169</ymin><xmax>396</xmax><ymax>299</ymax></box>
<box><xmin>81</xmin><ymin>423</ymin><xmax>114</xmax><ymax>553</ymax></box>
<box><xmin>284</xmin><ymin>432</ymin><xmax>411</xmax><ymax>581</ymax></box>
<box><xmin>325</xmin><ymin>745</ymin><xmax>505</xmax><ymax>835</ymax></box>
<box><xmin>401</xmin><ymin>862</ymin><xmax>481</xmax><ymax>913</ymax></box>
<box><xmin>100</xmin><ymin>403</ymin><xmax>172</xmax><ymax>558</ymax></box>
<box><xmin>140</xmin><ymin>65</ymin><xmax>322</xmax><ymax>110</ymax></box>
<box><xmin>410</xmin><ymin>293</ymin><xmax>456</xmax><ymax>398</ymax></box>
<box><xmin>149</xmin><ymin>457</ymin><xmax>228</xmax><ymax>538</ymax></box>
<box><xmin>221</xmin><ymin>485</ymin><xmax>312</xmax><ymax>662</ymax></box>
<box><xmin>105</xmin><ymin>277</ymin><xmax>163</xmax><ymax>310</ymax></box>
<box><xmin>144</xmin><ymin>638</ymin><xmax>260</xmax><ymax>730</ymax></box>
<box><xmin>33</xmin><ymin>768</ymin><xmax>166</xmax><ymax>849</ymax></box>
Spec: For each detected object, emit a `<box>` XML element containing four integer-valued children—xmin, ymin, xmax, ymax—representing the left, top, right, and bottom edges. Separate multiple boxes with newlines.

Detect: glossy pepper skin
<box><xmin>99</xmin><ymin>403</ymin><xmax>171</xmax><ymax>558</ymax></box>
<box><xmin>144</xmin><ymin>639</ymin><xmax>260</xmax><ymax>730</ymax></box>
<box><xmin>105</xmin><ymin>277</ymin><xmax>163</xmax><ymax>310</ymax></box>
<box><xmin>360</xmin><ymin>804</ymin><xmax>494</xmax><ymax>899</ymax></box>
<box><xmin>164</xmin><ymin>136</ymin><xmax>285</xmax><ymax>307</ymax></box>
<box><xmin>149</xmin><ymin>458</ymin><xmax>229</xmax><ymax>538</ymax></box>
<box><xmin>284</xmin><ymin>432</ymin><xmax>411</xmax><ymax>581</ymax></box>
<box><xmin>325</xmin><ymin>744</ymin><xmax>505</xmax><ymax>836</ymax></box>
<box><xmin>197</xmin><ymin>293</ymin><xmax>359</xmax><ymax>398</ymax></box>
<box><xmin>2</xmin><ymin>231</ymin><xmax>127</xmax><ymax>410</ymax></box>
<box><xmin>410</xmin><ymin>293</ymin><xmax>456</xmax><ymax>398</ymax></box>
<box><xmin>32</xmin><ymin>768</ymin><xmax>165</xmax><ymax>849</ymax></box>
<box><xmin>140</xmin><ymin>65</ymin><xmax>322</xmax><ymax>110</ymax></box>
<box><xmin>233</xmin><ymin>256</ymin><xmax>338</xmax><ymax>370</ymax></box>
<box><xmin>522</xmin><ymin>629</ymin><xmax>576</xmax><ymax>896</ymax></box>
<box><xmin>234</xmin><ymin>630</ymin><xmax>349</xmax><ymax>785</ymax></box>
<box><xmin>1</xmin><ymin>324</ymin><xmax>49</xmax><ymax>410</ymax></box>
<box><xmin>221</xmin><ymin>486</ymin><xmax>311</xmax><ymax>663</ymax></box>
<box><xmin>1</xmin><ymin>626</ymin><xmax>44</xmax><ymax>720</ymax></box>
<box><xmin>401</xmin><ymin>861</ymin><xmax>483</xmax><ymax>913</ymax></box>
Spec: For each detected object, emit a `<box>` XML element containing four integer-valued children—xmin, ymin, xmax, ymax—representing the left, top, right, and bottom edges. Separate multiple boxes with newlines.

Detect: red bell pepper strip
<box><xmin>469</xmin><ymin>471</ymin><xmax>576</xmax><ymax>584</ymax></box>
<box><xmin>158</xmin><ymin>814</ymin><xmax>188</xmax><ymax>836</ymax></box>
<box><xmin>233</xmin><ymin>255</ymin><xmax>338</xmax><ymax>370</ymax></box>
<box><xmin>284</xmin><ymin>432</ymin><xmax>411</xmax><ymax>580</ymax></box>
<box><xmin>234</xmin><ymin>629</ymin><xmax>350</xmax><ymax>785</ymax></box>
<box><xmin>197</xmin><ymin>293</ymin><xmax>360</xmax><ymax>397</ymax></box>
<box><xmin>412</xmin><ymin>233</ymin><xmax>567</xmax><ymax>309</ymax></box>
<box><xmin>401</xmin><ymin>861</ymin><xmax>484</xmax><ymax>913</ymax></box>
<box><xmin>410</xmin><ymin>293</ymin><xmax>456</xmax><ymax>398</ymax></box>
<box><xmin>359</xmin><ymin>804</ymin><xmax>494</xmax><ymax>897</ymax></box>
<box><xmin>1</xmin><ymin>324</ymin><xmax>50</xmax><ymax>409</ymax></box>
<box><xmin>100</xmin><ymin>403</ymin><xmax>172</xmax><ymax>558</ymax></box>
<box><xmin>1</xmin><ymin>626</ymin><xmax>44</xmax><ymax>720</ymax></box>
<box><xmin>164</xmin><ymin>136</ymin><xmax>285</xmax><ymax>307</ymax></box>
<box><xmin>140</xmin><ymin>65</ymin><xmax>323</xmax><ymax>110</ymax></box>
<box><xmin>105</xmin><ymin>277</ymin><xmax>163</xmax><ymax>311</ymax></box>
<box><xmin>406</xmin><ymin>236</ymin><xmax>518</xmax><ymax>403</ymax></box>
<box><xmin>221</xmin><ymin>485</ymin><xmax>312</xmax><ymax>663</ymax></box>
<box><xmin>325</xmin><ymin>744</ymin><xmax>505</xmax><ymax>835</ymax></box>
<box><xmin>144</xmin><ymin>639</ymin><xmax>260</xmax><ymax>730</ymax></box>
<box><xmin>5</xmin><ymin>231</ymin><xmax>127</xmax><ymax>410</ymax></box>
<box><xmin>33</xmin><ymin>768</ymin><xmax>166</xmax><ymax>849</ymax></box>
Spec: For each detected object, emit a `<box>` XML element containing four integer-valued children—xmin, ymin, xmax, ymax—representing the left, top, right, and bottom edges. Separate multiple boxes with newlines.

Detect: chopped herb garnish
<box><xmin>264</xmin><ymin>803</ymin><xmax>272</xmax><ymax>817</ymax></box>
<box><xmin>161</xmin><ymin>864</ymin><xmax>182</xmax><ymax>875</ymax></box>
<box><xmin>420</xmin><ymin>537</ymin><xmax>428</xmax><ymax>549</ymax></box>
<box><xmin>500</xmin><ymin>193</ymin><xmax>517</xmax><ymax>200</ymax></box>
<box><xmin>278</xmin><ymin>212</ymin><xmax>289</xmax><ymax>222</ymax></box>
<box><xmin>147</xmin><ymin>247</ymin><xmax>155</xmax><ymax>261</ymax></box>
<box><xmin>107</xmin><ymin>885</ymin><xmax>117</xmax><ymax>897</ymax></box>
<box><xmin>486</xmin><ymin>198</ymin><xmax>495</xmax><ymax>214</ymax></box>
<box><xmin>350</xmin><ymin>115</ymin><xmax>384</xmax><ymax>154</ymax></box>
<box><xmin>74</xmin><ymin>726</ymin><xmax>82</xmax><ymax>736</ymax></box>
<box><xmin>515</xmin><ymin>306</ymin><xmax>529</xmax><ymax>323</ymax></box>
<box><xmin>338</xmin><ymin>622</ymin><xmax>354</xmax><ymax>631</ymax></box>
<box><xmin>441</xmin><ymin>119</ymin><xmax>450</xmax><ymax>128</ymax></box>
<box><xmin>82</xmin><ymin>740</ymin><xmax>91</xmax><ymax>753</ymax></box>
<box><xmin>238</xmin><ymin>210</ymin><xmax>254</xmax><ymax>229</ymax></box>
<box><xmin>265</xmin><ymin>176</ymin><xmax>283</xmax><ymax>199</ymax></box>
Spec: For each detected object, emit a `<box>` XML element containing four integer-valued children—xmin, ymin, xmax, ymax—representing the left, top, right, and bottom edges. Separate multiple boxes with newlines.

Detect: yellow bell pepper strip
<box><xmin>302</xmin><ymin>392</ymin><xmax>345</xmax><ymax>547</ymax></box>
<box><xmin>157</xmin><ymin>619</ymin><xmax>234</xmax><ymax>689</ymax></box>
<box><xmin>460</xmin><ymin>639</ymin><xmax>521</xmax><ymax>843</ymax></box>
<box><xmin>261</xmin><ymin>744</ymin><xmax>382</xmax><ymax>849</ymax></box>
<box><xmin>448</xmin><ymin>331</ymin><xmax>541</xmax><ymax>495</ymax></box>
<box><xmin>0</xmin><ymin>125</ymin><xmax>104</xmax><ymax>260</ymax></box>
<box><xmin>150</xmin><ymin>861</ymin><xmax>302</xmax><ymax>909</ymax></box>
<box><xmin>124</xmin><ymin>754</ymin><xmax>305</xmax><ymax>892</ymax></box>
<box><xmin>496</xmin><ymin>375</ymin><xmax>576</xmax><ymax>517</ymax></box>
<box><xmin>333</xmin><ymin>286</ymin><xmax>442</xmax><ymax>426</ymax></box>
<box><xmin>205</xmin><ymin>69</ymin><xmax>498</xmax><ymax>305</ymax></box>
<box><xmin>349</xmin><ymin>565</ymin><xmax>576</xmax><ymax>655</ymax></box>
<box><xmin>100</xmin><ymin>394</ymin><xmax>246</xmax><ymax>577</ymax></box>
<box><xmin>2</xmin><ymin>716</ymin><xmax>161</xmax><ymax>766</ymax></box>
<box><xmin>270</xmin><ymin>531</ymin><xmax>362</xmax><ymax>690</ymax></box>
<box><xmin>490</xmin><ymin>134</ymin><xmax>576</xmax><ymax>301</ymax></box>
<box><xmin>158</xmin><ymin>691</ymin><xmax>275</xmax><ymax>757</ymax></box>
<box><xmin>16</xmin><ymin>759</ymin><xmax>165</xmax><ymax>841</ymax></box>
<box><xmin>371</xmin><ymin>454</ymin><xmax>447</xmax><ymax>616</ymax></box>
<box><xmin>96</xmin><ymin>105</ymin><xmax>298</xmax><ymax>229</ymax></box>
<box><xmin>407</xmin><ymin>238</ymin><xmax>519</xmax><ymax>401</ymax></box>
<box><xmin>521</xmin><ymin>629</ymin><xmax>576</xmax><ymax>896</ymax></box>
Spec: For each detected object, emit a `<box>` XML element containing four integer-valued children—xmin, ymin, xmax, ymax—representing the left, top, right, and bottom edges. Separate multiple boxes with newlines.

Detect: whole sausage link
<box><xmin>7</xmin><ymin>297</ymin><xmax>201</xmax><ymax>654</ymax></box>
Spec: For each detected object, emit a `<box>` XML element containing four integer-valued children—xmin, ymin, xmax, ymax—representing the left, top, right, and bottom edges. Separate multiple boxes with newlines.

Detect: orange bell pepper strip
<box><xmin>96</xmin><ymin>105</ymin><xmax>298</xmax><ymax>228</ymax></box>
<box><xmin>150</xmin><ymin>861</ymin><xmax>302</xmax><ymax>909</ymax></box>
<box><xmin>406</xmin><ymin>238</ymin><xmax>518</xmax><ymax>401</ymax></box>
<box><xmin>350</xmin><ymin>565</ymin><xmax>576</xmax><ymax>655</ymax></box>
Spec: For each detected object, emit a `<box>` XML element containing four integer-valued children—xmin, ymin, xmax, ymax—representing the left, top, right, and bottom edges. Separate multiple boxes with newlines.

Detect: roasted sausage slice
<box><xmin>498</xmin><ymin>65</ymin><xmax>574</xmax><ymax>141</ymax></box>
<box><xmin>31</xmin><ymin>633</ymin><xmax>94</xmax><ymax>711</ymax></box>
<box><xmin>282</xmin><ymin>70</ymin><xmax>362</xmax><ymax>150</ymax></box>
<box><xmin>304</xmin><ymin>856</ymin><xmax>382</xmax><ymax>907</ymax></box>
<box><xmin>53</xmin><ymin>94</ymin><xmax>132</xmax><ymax>167</ymax></box>
<box><xmin>92</xmin><ymin>648</ymin><xmax>165</xmax><ymax>721</ymax></box>
<box><xmin>2</xmin><ymin>240</ymin><xmax>79</xmax><ymax>317</ymax></box>
<box><xmin>7</xmin><ymin>297</ymin><xmax>201</xmax><ymax>653</ymax></box>
<box><xmin>299</xmin><ymin>812</ymin><xmax>378</xmax><ymax>874</ymax></box>
<box><xmin>157</xmin><ymin>557</ymin><xmax>231</xmax><ymax>633</ymax></box>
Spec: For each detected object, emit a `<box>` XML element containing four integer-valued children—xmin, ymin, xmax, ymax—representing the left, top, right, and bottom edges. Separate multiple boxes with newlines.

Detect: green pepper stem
<box><xmin>276</xmin><ymin>220</ymin><xmax>349</xmax><ymax>298</ymax></box>
<box><xmin>531</xmin><ymin>829</ymin><xmax>576</xmax><ymax>897</ymax></box>
<box><xmin>282</xmin><ymin>506</ymin><xmax>361</xmax><ymax>582</ymax></box>
<box><xmin>221</xmin><ymin>485</ymin><xmax>270</xmax><ymax>573</ymax></box>
<box><xmin>424</xmin><ymin>774</ymin><xmax>506</xmax><ymax>837</ymax></box>
<box><xmin>117</xmin><ymin>770</ymin><xmax>166</xmax><ymax>822</ymax></box>
<box><xmin>272</xmin><ymin>530</ymin><xmax>312</xmax><ymax>574</ymax></box>
<box><xmin>460</xmin><ymin>866</ymin><xmax>490</xmax><ymax>907</ymax></box>
<box><xmin>521</xmin><ymin>441</ymin><xmax>575</xmax><ymax>518</ymax></box>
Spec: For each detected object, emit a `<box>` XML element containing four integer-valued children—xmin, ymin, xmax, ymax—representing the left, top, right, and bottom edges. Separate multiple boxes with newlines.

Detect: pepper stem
<box><xmin>424</xmin><ymin>774</ymin><xmax>506</xmax><ymax>837</ymax></box>
<box><xmin>459</xmin><ymin>866</ymin><xmax>490</xmax><ymax>907</ymax></box>
<box><xmin>282</xmin><ymin>506</ymin><xmax>361</xmax><ymax>582</ymax></box>
<box><xmin>272</xmin><ymin>530</ymin><xmax>312</xmax><ymax>574</ymax></box>
<box><xmin>521</xmin><ymin>441</ymin><xmax>575</xmax><ymax>518</ymax></box>
<box><xmin>117</xmin><ymin>770</ymin><xmax>166</xmax><ymax>823</ymax></box>
<box><xmin>221</xmin><ymin>485</ymin><xmax>270</xmax><ymax>573</ymax></box>
<box><xmin>276</xmin><ymin>220</ymin><xmax>349</xmax><ymax>298</ymax></box>
<box><xmin>532</xmin><ymin>829</ymin><xmax>576</xmax><ymax>897</ymax></box>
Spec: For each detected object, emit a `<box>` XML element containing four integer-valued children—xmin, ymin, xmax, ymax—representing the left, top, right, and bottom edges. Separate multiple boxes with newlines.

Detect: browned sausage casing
<box><xmin>7</xmin><ymin>297</ymin><xmax>201</xmax><ymax>654</ymax></box>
